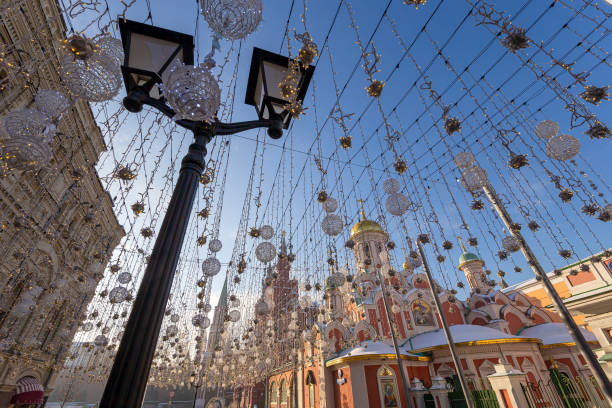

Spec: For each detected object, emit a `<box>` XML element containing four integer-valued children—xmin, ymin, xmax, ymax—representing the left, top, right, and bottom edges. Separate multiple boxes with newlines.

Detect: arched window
<box><xmin>280</xmin><ymin>379</ymin><xmax>288</xmax><ymax>404</ymax></box>
<box><xmin>377</xmin><ymin>365</ymin><xmax>400</xmax><ymax>408</ymax></box>
<box><xmin>270</xmin><ymin>381</ymin><xmax>278</xmax><ymax>406</ymax></box>
<box><xmin>411</xmin><ymin>299</ymin><xmax>434</xmax><ymax>326</ymax></box>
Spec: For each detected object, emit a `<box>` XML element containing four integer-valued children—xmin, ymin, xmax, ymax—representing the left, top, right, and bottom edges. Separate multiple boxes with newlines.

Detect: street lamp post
<box><xmin>190</xmin><ymin>372</ymin><xmax>202</xmax><ymax>408</ymax></box>
<box><xmin>99</xmin><ymin>19</ymin><xmax>314</xmax><ymax>408</ymax></box>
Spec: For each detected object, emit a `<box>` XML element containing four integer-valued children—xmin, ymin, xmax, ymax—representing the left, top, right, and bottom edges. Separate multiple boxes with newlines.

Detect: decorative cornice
<box><xmin>325</xmin><ymin>353</ymin><xmax>430</xmax><ymax>367</ymax></box>
<box><xmin>409</xmin><ymin>337</ymin><xmax>542</xmax><ymax>354</ymax></box>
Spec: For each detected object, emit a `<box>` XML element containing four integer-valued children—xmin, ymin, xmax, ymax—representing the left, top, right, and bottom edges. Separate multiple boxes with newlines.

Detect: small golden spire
<box><xmin>457</xmin><ymin>236</ymin><xmax>466</xmax><ymax>252</ymax></box>
<box><xmin>356</xmin><ymin>198</ymin><xmax>366</xmax><ymax>220</ymax></box>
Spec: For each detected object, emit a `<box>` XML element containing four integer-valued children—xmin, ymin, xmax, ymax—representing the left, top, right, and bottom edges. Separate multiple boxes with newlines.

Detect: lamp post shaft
<box><xmin>416</xmin><ymin>242</ymin><xmax>475</xmax><ymax>408</ymax></box>
<box><xmin>481</xmin><ymin>184</ymin><xmax>612</xmax><ymax>400</ymax></box>
<box><xmin>100</xmin><ymin>133</ymin><xmax>210</xmax><ymax>408</ymax></box>
<box><xmin>375</xmin><ymin>267</ymin><xmax>414</xmax><ymax>408</ymax></box>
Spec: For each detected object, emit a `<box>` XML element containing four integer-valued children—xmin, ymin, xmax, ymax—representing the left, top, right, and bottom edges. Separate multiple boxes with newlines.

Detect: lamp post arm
<box><xmin>126</xmin><ymin>89</ymin><xmax>283</xmax><ymax>138</ymax></box>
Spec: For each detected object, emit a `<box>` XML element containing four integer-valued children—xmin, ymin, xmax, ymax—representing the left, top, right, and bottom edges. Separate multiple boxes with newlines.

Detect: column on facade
<box><xmin>486</xmin><ymin>363</ymin><xmax>530</xmax><ymax>408</ymax></box>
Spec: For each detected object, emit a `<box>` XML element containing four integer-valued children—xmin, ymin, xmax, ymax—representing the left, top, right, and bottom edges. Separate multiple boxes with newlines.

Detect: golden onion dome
<box><xmin>350</xmin><ymin>219</ymin><xmax>386</xmax><ymax>239</ymax></box>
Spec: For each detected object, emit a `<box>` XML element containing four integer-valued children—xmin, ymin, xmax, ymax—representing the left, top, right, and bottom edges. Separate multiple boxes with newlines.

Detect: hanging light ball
<box><xmin>322</xmin><ymin>197</ymin><xmax>338</xmax><ymax>213</ymax></box>
<box><xmin>117</xmin><ymin>272</ymin><xmax>132</xmax><ymax>284</ymax></box>
<box><xmin>321</xmin><ymin>214</ymin><xmax>343</xmax><ymax>236</ymax></box>
<box><xmin>170</xmin><ymin>314</ymin><xmax>180</xmax><ymax>323</ymax></box>
<box><xmin>35</xmin><ymin>90</ymin><xmax>69</xmax><ymax>120</ymax></box>
<box><xmin>95</xmin><ymin>35</ymin><xmax>124</xmax><ymax>67</ymax></box>
<box><xmin>94</xmin><ymin>335</ymin><xmax>108</xmax><ymax>347</ymax></box>
<box><xmin>203</xmin><ymin>304</ymin><xmax>212</xmax><ymax>313</ymax></box>
<box><xmin>192</xmin><ymin>314</ymin><xmax>210</xmax><ymax>328</ymax></box>
<box><xmin>81</xmin><ymin>322</ymin><xmax>93</xmax><ymax>332</ymax></box>
<box><xmin>383</xmin><ymin>178</ymin><xmax>401</xmax><ymax>194</ymax></box>
<box><xmin>200</xmin><ymin>0</ymin><xmax>263</xmax><ymax>40</ymax></box>
<box><xmin>255</xmin><ymin>299</ymin><xmax>269</xmax><ymax>316</ymax></box>
<box><xmin>0</xmin><ymin>109</ymin><xmax>53</xmax><ymax>170</ymax></box>
<box><xmin>535</xmin><ymin>120</ymin><xmax>559</xmax><ymax>140</ymax></box>
<box><xmin>545</xmin><ymin>134</ymin><xmax>580</xmax><ymax>161</ymax></box>
<box><xmin>501</xmin><ymin>236</ymin><xmax>521</xmax><ymax>253</ymax></box>
<box><xmin>166</xmin><ymin>325</ymin><xmax>179</xmax><ymax>337</ymax></box>
<box><xmin>259</xmin><ymin>225</ymin><xmax>274</xmax><ymax>240</ymax></box>
<box><xmin>385</xmin><ymin>193</ymin><xmax>410</xmax><ymax>216</ymax></box>
<box><xmin>60</xmin><ymin>52</ymin><xmax>121</xmax><ymax>102</ymax></box>
<box><xmin>255</xmin><ymin>241</ymin><xmax>276</xmax><ymax>263</ymax></box>
<box><xmin>202</xmin><ymin>257</ymin><xmax>222</xmax><ymax>276</ymax></box>
<box><xmin>460</xmin><ymin>166</ymin><xmax>488</xmax><ymax>192</ymax></box>
<box><xmin>109</xmin><ymin>286</ymin><xmax>128</xmax><ymax>304</ymax></box>
<box><xmin>164</xmin><ymin>64</ymin><xmax>220</xmax><ymax>123</ymax></box>
<box><xmin>453</xmin><ymin>151</ymin><xmax>475</xmax><ymax>169</ymax></box>
<box><xmin>209</xmin><ymin>239</ymin><xmax>223</xmax><ymax>253</ymax></box>
<box><xmin>229</xmin><ymin>310</ymin><xmax>241</xmax><ymax>322</ymax></box>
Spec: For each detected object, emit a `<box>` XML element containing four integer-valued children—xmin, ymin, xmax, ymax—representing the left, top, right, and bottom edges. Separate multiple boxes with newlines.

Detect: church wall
<box><xmin>332</xmin><ymin>367</ymin><xmax>353</xmax><ymax>408</ymax></box>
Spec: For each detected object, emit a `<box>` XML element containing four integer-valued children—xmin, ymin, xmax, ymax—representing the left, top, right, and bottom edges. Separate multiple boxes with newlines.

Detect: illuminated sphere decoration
<box><xmin>545</xmin><ymin>134</ymin><xmax>580</xmax><ymax>161</ymax></box>
<box><xmin>192</xmin><ymin>314</ymin><xmax>210</xmax><ymax>328</ymax></box>
<box><xmin>200</xmin><ymin>0</ymin><xmax>263</xmax><ymax>40</ymax></box>
<box><xmin>535</xmin><ymin>120</ymin><xmax>559</xmax><ymax>140</ymax></box>
<box><xmin>0</xmin><ymin>109</ymin><xmax>53</xmax><ymax>170</ymax></box>
<box><xmin>502</xmin><ymin>236</ymin><xmax>521</xmax><ymax>252</ymax></box>
<box><xmin>385</xmin><ymin>192</ymin><xmax>410</xmax><ymax>216</ymax></box>
<box><xmin>383</xmin><ymin>178</ymin><xmax>401</xmax><ymax>194</ymax></box>
<box><xmin>109</xmin><ymin>286</ymin><xmax>128</xmax><ymax>303</ymax></box>
<box><xmin>453</xmin><ymin>151</ymin><xmax>475</xmax><ymax>169</ymax></box>
<box><xmin>209</xmin><ymin>238</ymin><xmax>223</xmax><ymax>252</ymax></box>
<box><xmin>460</xmin><ymin>166</ymin><xmax>488</xmax><ymax>192</ymax></box>
<box><xmin>35</xmin><ymin>90</ymin><xmax>69</xmax><ymax>120</ymax></box>
<box><xmin>164</xmin><ymin>64</ymin><xmax>221</xmax><ymax>123</ymax></box>
<box><xmin>259</xmin><ymin>225</ymin><xmax>274</xmax><ymax>240</ymax></box>
<box><xmin>60</xmin><ymin>53</ymin><xmax>121</xmax><ymax>102</ymax></box>
<box><xmin>170</xmin><ymin>314</ymin><xmax>180</xmax><ymax>323</ymax></box>
<box><xmin>82</xmin><ymin>322</ymin><xmax>93</xmax><ymax>332</ymax></box>
<box><xmin>95</xmin><ymin>35</ymin><xmax>124</xmax><ymax>68</ymax></box>
<box><xmin>202</xmin><ymin>257</ymin><xmax>222</xmax><ymax>276</ymax></box>
<box><xmin>166</xmin><ymin>324</ymin><xmax>179</xmax><ymax>337</ymax></box>
<box><xmin>255</xmin><ymin>241</ymin><xmax>276</xmax><ymax>263</ymax></box>
<box><xmin>203</xmin><ymin>303</ymin><xmax>212</xmax><ymax>313</ymax></box>
<box><xmin>117</xmin><ymin>272</ymin><xmax>132</xmax><ymax>284</ymax></box>
<box><xmin>229</xmin><ymin>309</ymin><xmax>241</xmax><ymax>322</ymax></box>
<box><xmin>321</xmin><ymin>214</ymin><xmax>343</xmax><ymax>236</ymax></box>
<box><xmin>94</xmin><ymin>334</ymin><xmax>108</xmax><ymax>347</ymax></box>
<box><xmin>322</xmin><ymin>197</ymin><xmax>338</xmax><ymax>213</ymax></box>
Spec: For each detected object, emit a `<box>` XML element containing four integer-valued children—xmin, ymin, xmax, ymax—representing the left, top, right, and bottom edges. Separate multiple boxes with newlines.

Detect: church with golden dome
<box><xmin>231</xmin><ymin>215</ymin><xmax>609</xmax><ymax>408</ymax></box>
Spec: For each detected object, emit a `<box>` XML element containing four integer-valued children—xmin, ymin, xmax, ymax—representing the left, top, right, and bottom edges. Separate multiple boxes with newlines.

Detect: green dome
<box><xmin>458</xmin><ymin>252</ymin><xmax>481</xmax><ymax>267</ymax></box>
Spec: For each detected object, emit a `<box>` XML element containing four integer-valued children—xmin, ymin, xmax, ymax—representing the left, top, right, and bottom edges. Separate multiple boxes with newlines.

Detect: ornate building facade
<box><xmin>0</xmin><ymin>0</ymin><xmax>124</xmax><ymax>404</ymax></box>
<box><xmin>230</xmin><ymin>215</ymin><xmax>608</xmax><ymax>408</ymax></box>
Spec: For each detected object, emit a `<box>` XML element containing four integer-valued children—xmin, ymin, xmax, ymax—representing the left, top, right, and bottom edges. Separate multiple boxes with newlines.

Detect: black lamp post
<box><xmin>99</xmin><ymin>19</ymin><xmax>314</xmax><ymax>408</ymax></box>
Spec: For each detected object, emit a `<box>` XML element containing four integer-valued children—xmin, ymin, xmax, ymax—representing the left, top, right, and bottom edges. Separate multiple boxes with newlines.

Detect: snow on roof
<box><xmin>404</xmin><ymin>324</ymin><xmax>520</xmax><ymax>352</ymax></box>
<box><xmin>334</xmin><ymin>340</ymin><xmax>422</xmax><ymax>360</ymax></box>
<box><xmin>519</xmin><ymin>323</ymin><xmax>597</xmax><ymax>346</ymax></box>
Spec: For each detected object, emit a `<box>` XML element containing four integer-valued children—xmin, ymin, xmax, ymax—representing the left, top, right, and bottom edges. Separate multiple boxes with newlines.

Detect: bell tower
<box><xmin>457</xmin><ymin>239</ymin><xmax>488</xmax><ymax>294</ymax></box>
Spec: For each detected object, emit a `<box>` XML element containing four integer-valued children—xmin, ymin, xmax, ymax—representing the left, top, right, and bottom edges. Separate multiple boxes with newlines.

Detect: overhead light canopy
<box><xmin>245</xmin><ymin>47</ymin><xmax>315</xmax><ymax>129</ymax></box>
<box><xmin>118</xmin><ymin>18</ymin><xmax>194</xmax><ymax>101</ymax></box>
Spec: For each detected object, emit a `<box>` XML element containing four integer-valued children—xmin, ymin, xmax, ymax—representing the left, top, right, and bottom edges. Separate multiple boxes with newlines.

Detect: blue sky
<box><xmin>67</xmin><ymin>0</ymin><xmax>612</xmax><ymax>348</ymax></box>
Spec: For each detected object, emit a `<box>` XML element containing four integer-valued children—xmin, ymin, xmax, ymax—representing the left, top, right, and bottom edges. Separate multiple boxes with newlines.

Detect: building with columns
<box><xmin>230</xmin><ymin>214</ymin><xmax>609</xmax><ymax>408</ymax></box>
<box><xmin>0</xmin><ymin>0</ymin><xmax>124</xmax><ymax>404</ymax></box>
